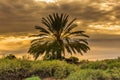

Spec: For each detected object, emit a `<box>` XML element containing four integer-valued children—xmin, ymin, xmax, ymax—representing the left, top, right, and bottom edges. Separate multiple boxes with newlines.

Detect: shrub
<box><xmin>80</xmin><ymin>61</ymin><xmax>108</xmax><ymax>70</ymax></box>
<box><xmin>108</xmin><ymin>68</ymin><xmax>120</xmax><ymax>80</ymax></box>
<box><xmin>25</xmin><ymin>76</ymin><xmax>41</xmax><ymax>80</ymax></box>
<box><xmin>108</xmin><ymin>62</ymin><xmax>120</xmax><ymax>69</ymax></box>
<box><xmin>66</xmin><ymin>69</ymin><xmax>110</xmax><ymax>80</ymax></box>
<box><xmin>0</xmin><ymin>58</ymin><xmax>120</xmax><ymax>80</ymax></box>
<box><xmin>0</xmin><ymin>59</ymin><xmax>32</xmax><ymax>80</ymax></box>
<box><xmin>0</xmin><ymin>59</ymin><xmax>78</xmax><ymax>79</ymax></box>
<box><xmin>4</xmin><ymin>54</ymin><xmax>16</xmax><ymax>60</ymax></box>
<box><xmin>31</xmin><ymin>60</ymin><xmax>78</xmax><ymax>79</ymax></box>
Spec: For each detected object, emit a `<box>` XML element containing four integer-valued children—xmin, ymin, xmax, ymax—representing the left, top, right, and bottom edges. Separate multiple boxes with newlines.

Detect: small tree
<box><xmin>28</xmin><ymin>13</ymin><xmax>90</xmax><ymax>60</ymax></box>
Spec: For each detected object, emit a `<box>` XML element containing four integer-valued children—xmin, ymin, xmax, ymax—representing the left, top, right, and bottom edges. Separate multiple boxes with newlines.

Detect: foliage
<box><xmin>28</xmin><ymin>13</ymin><xmax>89</xmax><ymax>60</ymax></box>
<box><xmin>30</xmin><ymin>60</ymin><xmax>78</xmax><ymax>78</ymax></box>
<box><xmin>108</xmin><ymin>68</ymin><xmax>120</xmax><ymax>80</ymax></box>
<box><xmin>0</xmin><ymin>59</ymin><xmax>78</xmax><ymax>80</ymax></box>
<box><xmin>0</xmin><ymin>58</ymin><xmax>120</xmax><ymax>80</ymax></box>
<box><xmin>25</xmin><ymin>76</ymin><xmax>41</xmax><ymax>80</ymax></box>
<box><xmin>80</xmin><ymin>61</ymin><xmax>108</xmax><ymax>70</ymax></box>
<box><xmin>80</xmin><ymin>58</ymin><xmax>120</xmax><ymax>70</ymax></box>
<box><xmin>65</xmin><ymin>69</ymin><xmax>110</xmax><ymax>80</ymax></box>
<box><xmin>4</xmin><ymin>54</ymin><xmax>16</xmax><ymax>60</ymax></box>
<box><xmin>43</xmin><ymin>54</ymin><xmax>65</xmax><ymax>60</ymax></box>
<box><xmin>0</xmin><ymin>59</ymin><xmax>32</xmax><ymax>80</ymax></box>
<box><xmin>65</xmin><ymin>56</ymin><xmax>79</xmax><ymax>63</ymax></box>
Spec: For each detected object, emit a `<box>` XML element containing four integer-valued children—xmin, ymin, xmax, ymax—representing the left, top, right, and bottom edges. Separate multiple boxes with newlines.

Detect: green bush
<box><xmin>108</xmin><ymin>68</ymin><xmax>120</xmax><ymax>80</ymax></box>
<box><xmin>4</xmin><ymin>54</ymin><xmax>16</xmax><ymax>60</ymax></box>
<box><xmin>0</xmin><ymin>58</ymin><xmax>120</xmax><ymax>80</ymax></box>
<box><xmin>80</xmin><ymin>61</ymin><xmax>108</xmax><ymax>70</ymax></box>
<box><xmin>25</xmin><ymin>76</ymin><xmax>41</xmax><ymax>80</ymax></box>
<box><xmin>108</xmin><ymin>62</ymin><xmax>120</xmax><ymax>69</ymax></box>
<box><xmin>0</xmin><ymin>59</ymin><xmax>32</xmax><ymax>80</ymax></box>
<box><xmin>0</xmin><ymin>59</ymin><xmax>78</xmax><ymax>79</ymax></box>
<box><xmin>31</xmin><ymin>60</ymin><xmax>78</xmax><ymax>78</ymax></box>
<box><xmin>66</xmin><ymin>69</ymin><xmax>110</xmax><ymax>80</ymax></box>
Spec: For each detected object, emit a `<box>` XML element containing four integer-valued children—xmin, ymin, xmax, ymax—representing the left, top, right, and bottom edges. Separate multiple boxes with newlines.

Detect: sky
<box><xmin>0</xmin><ymin>0</ymin><xmax>120</xmax><ymax>60</ymax></box>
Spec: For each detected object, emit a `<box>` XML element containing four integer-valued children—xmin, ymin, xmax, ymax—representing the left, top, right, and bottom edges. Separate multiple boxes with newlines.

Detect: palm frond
<box><xmin>41</xmin><ymin>17</ymin><xmax>54</xmax><ymax>33</ymax></box>
<box><xmin>28</xmin><ymin>41</ymin><xmax>49</xmax><ymax>60</ymax></box>
<box><xmin>35</xmin><ymin>26</ymin><xmax>50</xmax><ymax>34</ymax></box>
<box><xmin>70</xmin><ymin>31</ymin><xmax>85</xmax><ymax>34</ymax></box>
<box><xmin>63</xmin><ymin>24</ymin><xmax>78</xmax><ymax>35</ymax></box>
<box><xmin>63</xmin><ymin>18</ymin><xmax>76</xmax><ymax>31</ymax></box>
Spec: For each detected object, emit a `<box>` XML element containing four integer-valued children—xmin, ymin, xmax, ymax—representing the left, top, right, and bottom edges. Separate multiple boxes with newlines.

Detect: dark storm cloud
<box><xmin>0</xmin><ymin>0</ymin><xmax>43</xmax><ymax>33</ymax></box>
<box><xmin>45</xmin><ymin>0</ymin><xmax>108</xmax><ymax>22</ymax></box>
<box><xmin>0</xmin><ymin>0</ymin><xmax>120</xmax><ymax>34</ymax></box>
<box><xmin>112</xmin><ymin>5</ymin><xmax>120</xmax><ymax>20</ymax></box>
<box><xmin>89</xmin><ymin>34</ymin><xmax>120</xmax><ymax>49</ymax></box>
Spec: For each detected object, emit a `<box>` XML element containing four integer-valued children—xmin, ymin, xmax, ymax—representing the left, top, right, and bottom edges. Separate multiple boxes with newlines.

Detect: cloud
<box><xmin>0</xmin><ymin>35</ymin><xmax>34</xmax><ymax>55</ymax></box>
<box><xmin>0</xmin><ymin>0</ymin><xmax>120</xmax><ymax>34</ymax></box>
<box><xmin>0</xmin><ymin>0</ymin><xmax>120</xmax><ymax>60</ymax></box>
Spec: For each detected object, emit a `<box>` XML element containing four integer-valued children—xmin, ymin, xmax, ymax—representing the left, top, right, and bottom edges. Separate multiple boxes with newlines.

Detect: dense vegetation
<box><xmin>0</xmin><ymin>57</ymin><xmax>120</xmax><ymax>80</ymax></box>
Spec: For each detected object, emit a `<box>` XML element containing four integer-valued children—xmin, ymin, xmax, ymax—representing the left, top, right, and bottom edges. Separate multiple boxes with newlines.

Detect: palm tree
<box><xmin>28</xmin><ymin>13</ymin><xmax>90</xmax><ymax>60</ymax></box>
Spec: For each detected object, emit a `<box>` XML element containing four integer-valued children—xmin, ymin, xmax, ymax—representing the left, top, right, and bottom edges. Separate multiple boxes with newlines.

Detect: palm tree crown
<box><xmin>28</xmin><ymin>13</ymin><xmax>90</xmax><ymax>60</ymax></box>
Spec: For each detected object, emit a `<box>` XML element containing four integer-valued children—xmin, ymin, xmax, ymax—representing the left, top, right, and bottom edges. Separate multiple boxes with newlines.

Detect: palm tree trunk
<box><xmin>56</xmin><ymin>36</ymin><xmax>63</xmax><ymax>60</ymax></box>
<box><xmin>56</xmin><ymin>50</ymin><xmax>62</xmax><ymax>60</ymax></box>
